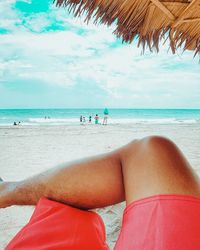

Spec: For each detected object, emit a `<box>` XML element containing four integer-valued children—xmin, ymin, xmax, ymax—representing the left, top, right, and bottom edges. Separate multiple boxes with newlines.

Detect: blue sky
<box><xmin>0</xmin><ymin>0</ymin><xmax>200</xmax><ymax>109</ymax></box>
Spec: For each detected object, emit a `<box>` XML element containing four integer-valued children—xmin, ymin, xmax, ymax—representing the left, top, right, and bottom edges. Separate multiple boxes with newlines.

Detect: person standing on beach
<box><xmin>82</xmin><ymin>116</ymin><xmax>86</xmax><ymax>124</ymax></box>
<box><xmin>89</xmin><ymin>116</ymin><xmax>92</xmax><ymax>123</ymax></box>
<box><xmin>80</xmin><ymin>115</ymin><xmax>83</xmax><ymax>124</ymax></box>
<box><xmin>103</xmin><ymin>108</ymin><xmax>109</xmax><ymax>125</ymax></box>
<box><xmin>94</xmin><ymin>114</ymin><xmax>99</xmax><ymax>124</ymax></box>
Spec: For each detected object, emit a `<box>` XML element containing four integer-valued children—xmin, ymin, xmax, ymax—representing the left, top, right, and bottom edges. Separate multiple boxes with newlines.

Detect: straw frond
<box><xmin>54</xmin><ymin>0</ymin><xmax>200</xmax><ymax>55</ymax></box>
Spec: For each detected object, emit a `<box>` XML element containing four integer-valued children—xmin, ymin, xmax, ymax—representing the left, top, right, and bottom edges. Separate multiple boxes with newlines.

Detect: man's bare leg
<box><xmin>0</xmin><ymin>151</ymin><xmax>125</xmax><ymax>209</ymax></box>
<box><xmin>1</xmin><ymin>136</ymin><xmax>200</xmax><ymax>209</ymax></box>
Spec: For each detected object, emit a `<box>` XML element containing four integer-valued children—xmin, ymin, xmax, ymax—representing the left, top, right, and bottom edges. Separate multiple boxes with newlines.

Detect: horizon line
<box><xmin>1</xmin><ymin>108</ymin><xmax>200</xmax><ymax>110</ymax></box>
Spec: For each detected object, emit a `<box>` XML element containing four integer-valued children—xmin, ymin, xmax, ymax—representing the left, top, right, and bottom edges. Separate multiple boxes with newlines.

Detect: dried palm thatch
<box><xmin>54</xmin><ymin>0</ymin><xmax>200</xmax><ymax>56</ymax></box>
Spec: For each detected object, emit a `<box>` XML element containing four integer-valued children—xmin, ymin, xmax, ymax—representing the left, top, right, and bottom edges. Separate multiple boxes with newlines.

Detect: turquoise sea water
<box><xmin>0</xmin><ymin>109</ymin><xmax>200</xmax><ymax>126</ymax></box>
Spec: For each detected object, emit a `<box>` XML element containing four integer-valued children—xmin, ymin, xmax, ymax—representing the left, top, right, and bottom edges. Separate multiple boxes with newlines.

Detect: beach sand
<box><xmin>0</xmin><ymin>123</ymin><xmax>200</xmax><ymax>249</ymax></box>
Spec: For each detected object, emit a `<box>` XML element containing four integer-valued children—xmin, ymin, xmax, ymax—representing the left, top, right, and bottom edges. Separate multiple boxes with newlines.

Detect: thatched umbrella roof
<box><xmin>54</xmin><ymin>0</ymin><xmax>200</xmax><ymax>55</ymax></box>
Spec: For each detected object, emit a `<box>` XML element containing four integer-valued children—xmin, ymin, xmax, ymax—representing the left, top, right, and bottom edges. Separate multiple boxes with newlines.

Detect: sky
<box><xmin>0</xmin><ymin>0</ymin><xmax>200</xmax><ymax>109</ymax></box>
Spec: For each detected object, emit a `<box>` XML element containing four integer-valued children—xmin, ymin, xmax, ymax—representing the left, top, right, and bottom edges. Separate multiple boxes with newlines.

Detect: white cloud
<box><xmin>19</xmin><ymin>71</ymin><xmax>75</xmax><ymax>86</ymax></box>
<box><xmin>0</xmin><ymin>1</ymin><xmax>19</xmax><ymax>31</ymax></box>
<box><xmin>1</xmin><ymin>29</ymin><xmax>199</xmax><ymax>107</ymax></box>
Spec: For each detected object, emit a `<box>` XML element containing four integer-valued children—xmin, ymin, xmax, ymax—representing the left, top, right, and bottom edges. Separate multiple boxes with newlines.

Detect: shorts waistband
<box><xmin>124</xmin><ymin>194</ymin><xmax>200</xmax><ymax>214</ymax></box>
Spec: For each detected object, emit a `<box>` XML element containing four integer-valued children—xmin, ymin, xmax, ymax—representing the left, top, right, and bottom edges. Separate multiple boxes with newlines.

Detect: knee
<box><xmin>127</xmin><ymin>135</ymin><xmax>176</xmax><ymax>154</ymax></box>
<box><xmin>139</xmin><ymin>135</ymin><xmax>177</xmax><ymax>154</ymax></box>
<box><xmin>142</xmin><ymin>135</ymin><xmax>174</xmax><ymax>145</ymax></box>
<box><xmin>122</xmin><ymin>136</ymin><xmax>177</xmax><ymax>160</ymax></box>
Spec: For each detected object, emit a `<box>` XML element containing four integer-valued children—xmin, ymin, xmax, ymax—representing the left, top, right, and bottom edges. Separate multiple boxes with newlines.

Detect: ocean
<box><xmin>0</xmin><ymin>109</ymin><xmax>200</xmax><ymax>126</ymax></box>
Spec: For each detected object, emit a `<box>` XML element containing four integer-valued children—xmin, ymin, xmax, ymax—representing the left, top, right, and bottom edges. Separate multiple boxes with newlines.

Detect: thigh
<box><xmin>40</xmin><ymin>151</ymin><xmax>125</xmax><ymax>209</ymax></box>
<box><xmin>120</xmin><ymin>136</ymin><xmax>200</xmax><ymax>205</ymax></box>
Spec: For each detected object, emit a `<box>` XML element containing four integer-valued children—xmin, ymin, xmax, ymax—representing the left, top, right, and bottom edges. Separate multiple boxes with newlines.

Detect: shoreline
<box><xmin>0</xmin><ymin>117</ymin><xmax>199</xmax><ymax>126</ymax></box>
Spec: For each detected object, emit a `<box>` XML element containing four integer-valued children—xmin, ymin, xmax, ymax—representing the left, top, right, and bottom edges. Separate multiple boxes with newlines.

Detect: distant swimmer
<box><xmin>13</xmin><ymin>121</ymin><xmax>21</xmax><ymax>126</ymax></box>
<box><xmin>89</xmin><ymin>116</ymin><xmax>92</xmax><ymax>123</ymax></box>
<box><xmin>103</xmin><ymin>108</ymin><xmax>109</xmax><ymax>125</ymax></box>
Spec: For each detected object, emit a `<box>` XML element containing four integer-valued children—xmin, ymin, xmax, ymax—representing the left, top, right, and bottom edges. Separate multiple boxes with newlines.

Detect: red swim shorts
<box><xmin>6</xmin><ymin>198</ymin><xmax>109</xmax><ymax>250</ymax></box>
<box><xmin>6</xmin><ymin>195</ymin><xmax>200</xmax><ymax>250</ymax></box>
<box><xmin>115</xmin><ymin>194</ymin><xmax>200</xmax><ymax>250</ymax></box>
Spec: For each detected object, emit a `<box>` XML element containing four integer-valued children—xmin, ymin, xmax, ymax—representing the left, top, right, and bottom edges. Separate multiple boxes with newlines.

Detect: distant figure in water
<box><xmin>13</xmin><ymin>122</ymin><xmax>17</xmax><ymax>126</ymax></box>
<box><xmin>94</xmin><ymin>114</ymin><xmax>99</xmax><ymax>124</ymax></box>
<box><xmin>89</xmin><ymin>116</ymin><xmax>92</xmax><ymax>123</ymax></box>
<box><xmin>80</xmin><ymin>115</ymin><xmax>83</xmax><ymax>124</ymax></box>
<box><xmin>103</xmin><ymin>108</ymin><xmax>109</xmax><ymax>125</ymax></box>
